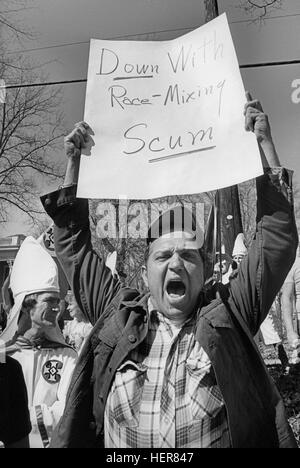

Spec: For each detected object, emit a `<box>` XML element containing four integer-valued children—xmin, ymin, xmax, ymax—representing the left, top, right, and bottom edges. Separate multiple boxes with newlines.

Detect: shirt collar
<box><xmin>147</xmin><ymin>296</ymin><xmax>196</xmax><ymax>331</ymax></box>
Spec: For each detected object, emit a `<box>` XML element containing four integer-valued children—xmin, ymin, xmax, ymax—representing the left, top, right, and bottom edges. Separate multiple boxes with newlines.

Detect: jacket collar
<box><xmin>5</xmin><ymin>334</ymin><xmax>73</xmax><ymax>355</ymax></box>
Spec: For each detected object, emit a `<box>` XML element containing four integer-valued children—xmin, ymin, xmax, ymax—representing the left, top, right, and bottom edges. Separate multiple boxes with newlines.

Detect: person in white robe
<box><xmin>1</xmin><ymin>236</ymin><xmax>77</xmax><ymax>448</ymax></box>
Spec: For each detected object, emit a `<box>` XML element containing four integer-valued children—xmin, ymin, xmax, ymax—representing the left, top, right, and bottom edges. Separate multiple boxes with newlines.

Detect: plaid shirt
<box><xmin>104</xmin><ymin>301</ymin><xmax>231</xmax><ymax>448</ymax></box>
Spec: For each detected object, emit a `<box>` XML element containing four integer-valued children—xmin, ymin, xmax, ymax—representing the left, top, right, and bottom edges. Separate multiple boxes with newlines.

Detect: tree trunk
<box><xmin>204</xmin><ymin>0</ymin><xmax>244</xmax><ymax>262</ymax></box>
<box><xmin>218</xmin><ymin>186</ymin><xmax>244</xmax><ymax>257</ymax></box>
<box><xmin>204</xmin><ymin>0</ymin><xmax>219</xmax><ymax>22</ymax></box>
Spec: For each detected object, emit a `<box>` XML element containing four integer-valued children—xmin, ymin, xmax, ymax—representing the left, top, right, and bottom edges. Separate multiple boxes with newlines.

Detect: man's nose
<box><xmin>169</xmin><ymin>253</ymin><xmax>183</xmax><ymax>271</ymax></box>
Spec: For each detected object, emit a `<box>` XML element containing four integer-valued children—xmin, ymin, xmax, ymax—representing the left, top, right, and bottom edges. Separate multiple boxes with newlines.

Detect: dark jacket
<box><xmin>42</xmin><ymin>168</ymin><xmax>298</xmax><ymax>448</ymax></box>
<box><xmin>0</xmin><ymin>356</ymin><xmax>31</xmax><ymax>446</ymax></box>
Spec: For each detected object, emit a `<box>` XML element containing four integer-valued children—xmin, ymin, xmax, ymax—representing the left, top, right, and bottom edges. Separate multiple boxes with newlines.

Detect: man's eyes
<box><xmin>154</xmin><ymin>251</ymin><xmax>197</xmax><ymax>261</ymax></box>
<box><xmin>181</xmin><ymin>251</ymin><xmax>195</xmax><ymax>259</ymax></box>
<box><xmin>155</xmin><ymin>253</ymin><xmax>171</xmax><ymax>261</ymax></box>
<box><xmin>44</xmin><ymin>299</ymin><xmax>60</xmax><ymax>306</ymax></box>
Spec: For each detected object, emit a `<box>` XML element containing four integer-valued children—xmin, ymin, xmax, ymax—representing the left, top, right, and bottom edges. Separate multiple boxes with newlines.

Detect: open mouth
<box><xmin>166</xmin><ymin>279</ymin><xmax>186</xmax><ymax>299</ymax></box>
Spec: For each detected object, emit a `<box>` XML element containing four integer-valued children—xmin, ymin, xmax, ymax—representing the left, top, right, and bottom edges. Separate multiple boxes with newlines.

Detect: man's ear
<box><xmin>17</xmin><ymin>309</ymin><xmax>32</xmax><ymax>335</ymax></box>
<box><xmin>141</xmin><ymin>265</ymin><xmax>149</xmax><ymax>289</ymax></box>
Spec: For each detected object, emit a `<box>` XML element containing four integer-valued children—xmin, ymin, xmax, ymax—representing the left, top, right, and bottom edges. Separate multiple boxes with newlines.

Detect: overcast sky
<box><xmin>2</xmin><ymin>0</ymin><xmax>300</xmax><ymax>236</ymax></box>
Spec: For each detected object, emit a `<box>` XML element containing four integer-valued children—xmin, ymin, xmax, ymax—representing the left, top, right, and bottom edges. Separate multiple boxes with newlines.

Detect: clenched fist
<box><xmin>244</xmin><ymin>92</ymin><xmax>272</xmax><ymax>145</ymax></box>
<box><xmin>64</xmin><ymin>121</ymin><xmax>94</xmax><ymax>159</ymax></box>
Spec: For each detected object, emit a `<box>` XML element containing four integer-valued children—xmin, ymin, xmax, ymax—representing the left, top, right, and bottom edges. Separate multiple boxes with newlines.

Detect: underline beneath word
<box><xmin>148</xmin><ymin>146</ymin><xmax>216</xmax><ymax>163</ymax></box>
<box><xmin>113</xmin><ymin>75</ymin><xmax>154</xmax><ymax>81</ymax></box>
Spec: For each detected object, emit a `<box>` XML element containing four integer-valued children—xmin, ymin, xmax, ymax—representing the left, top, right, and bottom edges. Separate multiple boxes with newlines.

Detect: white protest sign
<box><xmin>78</xmin><ymin>13</ymin><xmax>263</xmax><ymax>200</ymax></box>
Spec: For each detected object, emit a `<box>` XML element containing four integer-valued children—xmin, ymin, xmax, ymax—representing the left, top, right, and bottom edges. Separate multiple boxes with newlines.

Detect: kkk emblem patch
<box><xmin>43</xmin><ymin>226</ymin><xmax>55</xmax><ymax>256</ymax></box>
<box><xmin>42</xmin><ymin>360</ymin><xmax>63</xmax><ymax>383</ymax></box>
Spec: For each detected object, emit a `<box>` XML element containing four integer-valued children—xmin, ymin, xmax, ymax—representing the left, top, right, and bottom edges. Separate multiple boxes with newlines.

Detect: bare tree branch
<box><xmin>0</xmin><ymin>0</ymin><xmax>36</xmax><ymax>43</ymax></box>
<box><xmin>0</xmin><ymin>20</ymin><xmax>65</xmax><ymax>226</ymax></box>
<box><xmin>237</xmin><ymin>0</ymin><xmax>283</xmax><ymax>22</ymax></box>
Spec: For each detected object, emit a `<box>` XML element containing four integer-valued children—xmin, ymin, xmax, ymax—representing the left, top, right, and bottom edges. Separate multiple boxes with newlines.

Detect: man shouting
<box><xmin>42</xmin><ymin>95</ymin><xmax>298</xmax><ymax>448</ymax></box>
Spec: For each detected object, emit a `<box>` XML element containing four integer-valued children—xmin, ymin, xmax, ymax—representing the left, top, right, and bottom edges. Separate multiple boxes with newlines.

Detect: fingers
<box><xmin>245</xmin><ymin>112</ymin><xmax>269</xmax><ymax>134</ymax></box>
<box><xmin>64</xmin><ymin>121</ymin><xmax>93</xmax><ymax>157</ymax></box>
<box><xmin>65</xmin><ymin>130</ymin><xmax>83</xmax><ymax>149</ymax></box>
<box><xmin>244</xmin><ymin>99</ymin><xmax>264</xmax><ymax>115</ymax></box>
<box><xmin>245</xmin><ymin>91</ymin><xmax>253</xmax><ymax>102</ymax></box>
<box><xmin>245</xmin><ymin>107</ymin><xmax>261</xmax><ymax>132</ymax></box>
<box><xmin>244</xmin><ymin>93</ymin><xmax>265</xmax><ymax>133</ymax></box>
<box><xmin>74</xmin><ymin>121</ymin><xmax>94</xmax><ymax>135</ymax></box>
<box><xmin>245</xmin><ymin>91</ymin><xmax>263</xmax><ymax>109</ymax></box>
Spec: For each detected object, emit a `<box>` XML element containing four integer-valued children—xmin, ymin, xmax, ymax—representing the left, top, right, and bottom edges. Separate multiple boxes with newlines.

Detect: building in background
<box><xmin>0</xmin><ymin>235</ymin><xmax>25</xmax><ymax>305</ymax></box>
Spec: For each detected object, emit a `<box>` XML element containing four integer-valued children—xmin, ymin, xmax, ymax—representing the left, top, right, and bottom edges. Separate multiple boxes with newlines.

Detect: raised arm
<box><xmin>41</xmin><ymin>123</ymin><xmax>121</xmax><ymax>325</ymax></box>
<box><xmin>244</xmin><ymin>91</ymin><xmax>280</xmax><ymax>168</ymax></box>
<box><xmin>63</xmin><ymin>122</ymin><xmax>90</xmax><ymax>187</ymax></box>
<box><xmin>229</xmin><ymin>94</ymin><xmax>298</xmax><ymax>335</ymax></box>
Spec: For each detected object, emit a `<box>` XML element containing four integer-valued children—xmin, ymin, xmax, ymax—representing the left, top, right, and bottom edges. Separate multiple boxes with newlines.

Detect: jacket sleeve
<box><xmin>3</xmin><ymin>359</ymin><xmax>32</xmax><ymax>446</ymax></box>
<box><xmin>41</xmin><ymin>186</ymin><xmax>121</xmax><ymax>325</ymax></box>
<box><xmin>229</xmin><ymin>168</ymin><xmax>298</xmax><ymax>335</ymax></box>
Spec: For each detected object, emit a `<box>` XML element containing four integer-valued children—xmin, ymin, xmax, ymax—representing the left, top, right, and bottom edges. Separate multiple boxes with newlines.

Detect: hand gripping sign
<box><xmin>78</xmin><ymin>13</ymin><xmax>262</xmax><ymax>200</ymax></box>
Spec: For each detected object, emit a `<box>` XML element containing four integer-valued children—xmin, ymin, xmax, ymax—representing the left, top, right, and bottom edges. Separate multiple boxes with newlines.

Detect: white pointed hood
<box><xmin>1</xmin><ymin>236</ymin><xmax>59</xmax><ymax>342</ymax></box>
<box><xmin>232</xmin><ymin>233</ymin><xmax>247</xmax><ymax>257</ymax></box>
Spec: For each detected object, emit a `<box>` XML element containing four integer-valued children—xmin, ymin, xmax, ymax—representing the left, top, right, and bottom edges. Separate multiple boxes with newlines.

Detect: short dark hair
<box><xmin>147</xmin><ymin>206</ymin><xmax>204</xmax><ymax>248</ymax></box>
<box><xmin>22</xmin><ymin>293</ymin><xmax>38</xmax><ymax>312</ymax></box>
<box><xmin>16</xmin><ymin>294</ymin><xmax>38</xmax><ymax>327</ymax></box>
